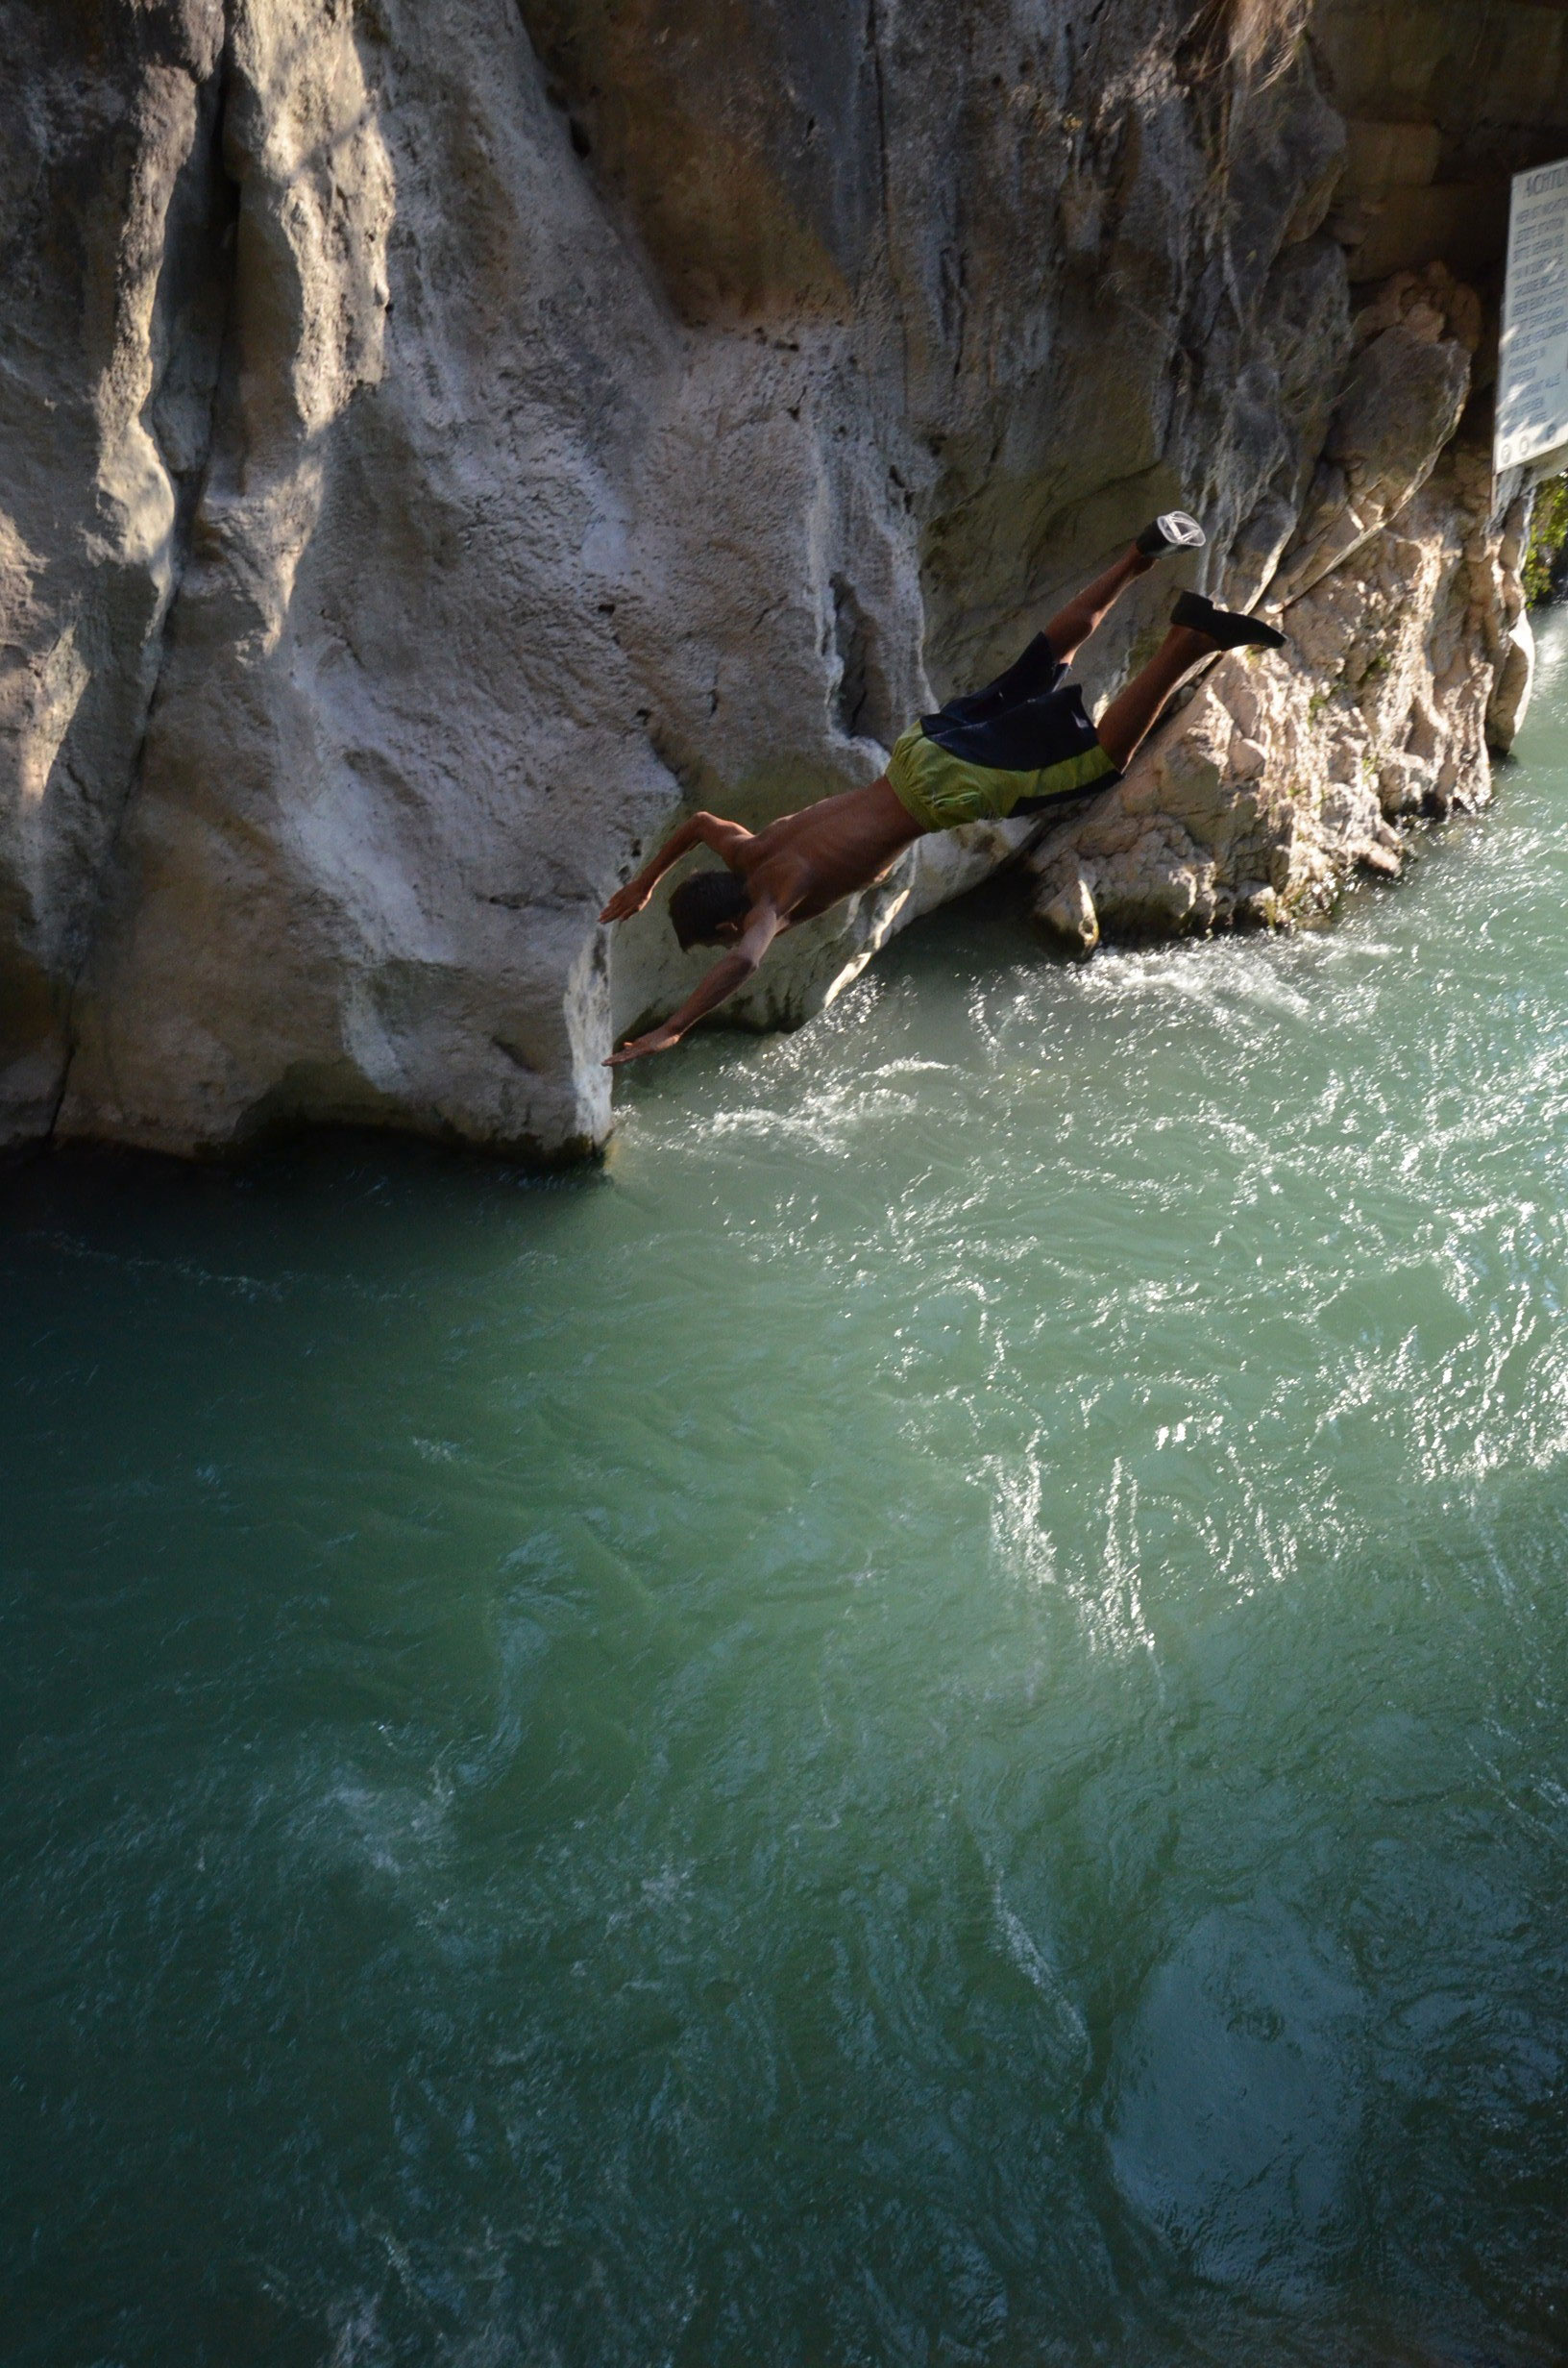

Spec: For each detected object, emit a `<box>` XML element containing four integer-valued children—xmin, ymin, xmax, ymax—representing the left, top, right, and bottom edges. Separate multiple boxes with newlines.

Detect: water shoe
<box><xmin>1171</xmin><ymin>589</ymin><xmax>1286</xmax><ymax>650</ymax></box>
<box><xmin>1138</xmin><ymin>510</ymin><xmax>1208</xmax><ymax>555</ymax></box>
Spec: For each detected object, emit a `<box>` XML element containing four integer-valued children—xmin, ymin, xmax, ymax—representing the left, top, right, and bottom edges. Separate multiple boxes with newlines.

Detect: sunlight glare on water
<box><xmin>8</xmin><ymin>626</ymin><xmax>1568</xmax><ymax>2365</ymax></box>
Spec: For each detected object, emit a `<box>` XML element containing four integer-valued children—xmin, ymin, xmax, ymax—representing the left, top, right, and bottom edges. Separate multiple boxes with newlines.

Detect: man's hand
<box><xmin>602</xmin><ymin>904</ymin><xmax>784</xmax><ymax>1077</ymax></box>
<box><xmin>604</xmin><ymin>1022</ymin><xmax>684</xmax><ymax>1068</ymax></box>
<box><xmin>600</xmin><ymin>878</ymin><xmax>654</xmax><ymax>924</ymax></box>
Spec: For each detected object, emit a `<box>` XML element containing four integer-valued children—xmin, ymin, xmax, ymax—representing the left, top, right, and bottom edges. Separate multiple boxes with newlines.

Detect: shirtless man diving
<box><xmin>600</xmin><ymin>514</ymin><xmax>1285</xmax><ymax>1066</ymax></box>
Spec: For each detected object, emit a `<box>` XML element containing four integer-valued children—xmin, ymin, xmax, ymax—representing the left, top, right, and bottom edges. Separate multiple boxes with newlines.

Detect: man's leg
<box><xmin>1042</xmin><ymin>511</ymin><xmax>1205</xmax><ymax>662</ymax></box>
<box><xmin>1093</xmin><ymin>626</ymin><xmax>1214</xmax><ymax>771</ymax></box>
<box><xmin>1042</xmin><ymin>545</ymin><xmax>1156</xmax><ymax>666</ymax></box>
<box><xmin>1094</xmin><ymin>592</ymin><xmax>1286</xmax><ymax>772</ymax></box>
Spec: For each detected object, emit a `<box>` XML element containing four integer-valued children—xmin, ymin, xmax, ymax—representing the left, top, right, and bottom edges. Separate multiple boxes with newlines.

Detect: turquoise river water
<box><xmin>9</xmin><ymin>629</ymin><xmax>1568</xmax><ymax>2368</ymax></box>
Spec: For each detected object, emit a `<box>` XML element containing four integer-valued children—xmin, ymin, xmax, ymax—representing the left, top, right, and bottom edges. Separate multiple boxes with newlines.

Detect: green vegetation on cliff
<box><xmin>1525</xmin><ymin>477</ymin><xmax>1568</xmax><ymax>606</ymax></box>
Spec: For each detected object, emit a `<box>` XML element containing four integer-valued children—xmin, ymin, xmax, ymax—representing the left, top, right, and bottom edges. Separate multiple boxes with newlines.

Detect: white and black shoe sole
<box><xmin>1138</xmin><ymin>510</ymin><xmax>1208</xmax><ymax>555</ymax></box>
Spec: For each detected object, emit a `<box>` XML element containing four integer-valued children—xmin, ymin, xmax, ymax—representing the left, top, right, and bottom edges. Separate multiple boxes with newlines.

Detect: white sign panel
<box><xmin>1496</xmin><ymin>158</ymin><xmax>1568</xmax><ymax>473</ymax></box>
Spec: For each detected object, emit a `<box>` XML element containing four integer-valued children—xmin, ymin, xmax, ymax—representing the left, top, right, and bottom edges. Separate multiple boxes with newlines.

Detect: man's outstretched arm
<box><xmin>600</xmin><ymin>811</ymin><xmax>753</xmax><ymax>924</ymax></box>
<box><xmin>605</xmin><ymin>904</ymin><xmax>784</xmax><ymax>1067</ymax></box>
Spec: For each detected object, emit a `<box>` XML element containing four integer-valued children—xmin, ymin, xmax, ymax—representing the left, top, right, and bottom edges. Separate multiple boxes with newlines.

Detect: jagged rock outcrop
<box><xmin>4</xmin><ymin>1</ymin><xmax>1568</xmax><ymax>1157</ymax></box>
<box><xmin>1030</xmin><ymin>261</ymin><xmax>1532</xmax><ymax>950</ymax></box>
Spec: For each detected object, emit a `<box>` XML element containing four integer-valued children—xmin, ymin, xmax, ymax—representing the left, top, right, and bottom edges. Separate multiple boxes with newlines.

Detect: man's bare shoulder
<box><xmin>746</xmin><ymin>844</ymin><xmax>814</xmax><ymax>921</ymax></box>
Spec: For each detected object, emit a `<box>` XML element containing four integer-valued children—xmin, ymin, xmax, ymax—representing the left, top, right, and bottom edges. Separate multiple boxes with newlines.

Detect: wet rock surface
<box><xmin>4</xmin><ymin>1</ymin><xmax>1568</xmax><ymax>1155</ymax></box>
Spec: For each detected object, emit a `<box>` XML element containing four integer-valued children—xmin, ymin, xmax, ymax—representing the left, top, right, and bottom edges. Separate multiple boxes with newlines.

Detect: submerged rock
<box><xmin>2</xmin><ymin>2</ymin><xmax>1566</xmax><ymax>1155</ymax></box>
<box><xmin>1488</xmin><ymin>614</ymin><xmax>1536</xmax><ymax>754</ymax></box>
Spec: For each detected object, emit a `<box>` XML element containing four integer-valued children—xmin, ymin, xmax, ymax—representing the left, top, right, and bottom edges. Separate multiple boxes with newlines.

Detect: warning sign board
<box><xmin>1496</xmin><ymin>159</ymin><xmax>1568</xmax><ymax>474</ymax></box>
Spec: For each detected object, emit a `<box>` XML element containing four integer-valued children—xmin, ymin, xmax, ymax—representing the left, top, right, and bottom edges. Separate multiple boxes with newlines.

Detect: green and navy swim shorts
<box><xmin>887</xmin><ymin>633</ymin><xmax>1119</xmax><ymax>833</ymax></box>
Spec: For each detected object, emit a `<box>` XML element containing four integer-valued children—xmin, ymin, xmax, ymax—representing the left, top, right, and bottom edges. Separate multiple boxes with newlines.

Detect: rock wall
<box><xmin>4</xmin><ymin>1</ymin><xmax>1568</xmax><ymax>1159</ymax></box>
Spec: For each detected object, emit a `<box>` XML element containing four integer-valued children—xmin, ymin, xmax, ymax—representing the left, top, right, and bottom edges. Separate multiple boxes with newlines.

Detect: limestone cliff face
<box><xmin>3</xmin><ymin>1</ymin><xmax>1568</xmax><ymax>1158</ymax></box>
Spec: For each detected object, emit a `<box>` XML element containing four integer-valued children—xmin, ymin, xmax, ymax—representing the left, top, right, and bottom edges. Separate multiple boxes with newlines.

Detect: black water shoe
<box><xmin>1171</xmin><ymin>589</ymin><xmax>1286</xmax><ymax>650</ymax></box>
<box><xmin>1137</xmin><ymin>510</ymin><xmax>1207</xmax><ymax>555</ymax></box>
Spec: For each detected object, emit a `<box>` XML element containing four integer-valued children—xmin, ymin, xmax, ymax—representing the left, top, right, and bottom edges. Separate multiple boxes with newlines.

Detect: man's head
<box><xmin>669</xmin><ymin>868</ymin><xmax>751</xmax><ymax>950</ymax></box>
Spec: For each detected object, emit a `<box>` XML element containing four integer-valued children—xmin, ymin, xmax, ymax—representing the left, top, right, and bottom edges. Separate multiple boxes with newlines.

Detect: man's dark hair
<box><xmin>669</xmin><ymin>868</ymin><xmax>750</xmax><ymax>950</ymax></box>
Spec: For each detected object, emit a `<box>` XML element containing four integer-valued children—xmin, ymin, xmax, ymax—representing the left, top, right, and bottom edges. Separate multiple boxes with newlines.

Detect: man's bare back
<box><xmin>738</xmin><ymin>778</ymin><xmax>925</xmax><ymax>919</ymax></box>
<box><xmin>600</xmin><ymin>524</ymin><xmax>1286</xmax><ymax>1067</ymax></box>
